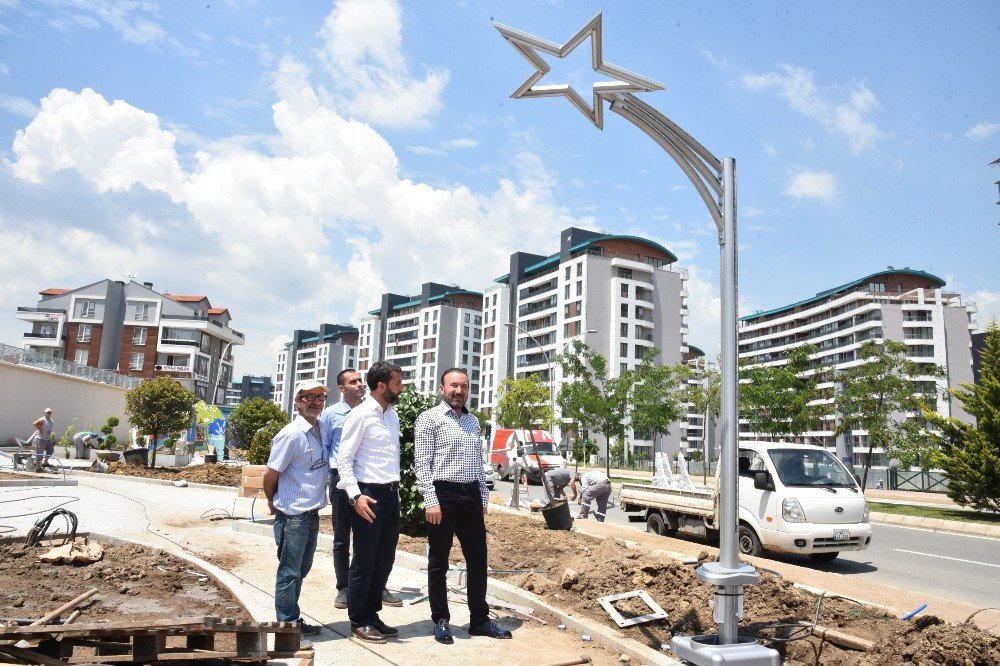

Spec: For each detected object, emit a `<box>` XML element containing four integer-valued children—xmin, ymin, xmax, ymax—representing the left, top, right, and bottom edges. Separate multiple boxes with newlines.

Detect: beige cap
<box><xmin>294</xmin><ymin>379</ymin><xmax>327</xmax><ymax>397</ymax></box>
<box><xmin>44</xmin><ymin>407</ymin><xmax>53</xmax><ymax>413</ymax></box>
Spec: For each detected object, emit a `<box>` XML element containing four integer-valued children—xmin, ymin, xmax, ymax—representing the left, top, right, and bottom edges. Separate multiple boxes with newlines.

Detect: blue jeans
<box><xmin>273</xmin><ymin>509</ymin><xmax>319</xmax><ymax>622</ymax></box>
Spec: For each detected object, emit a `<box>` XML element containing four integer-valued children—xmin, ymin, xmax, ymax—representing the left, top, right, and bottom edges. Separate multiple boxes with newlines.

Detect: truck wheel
<box><xmin>809</xmin><ymin>552</ymin><xmax>839</xmax><ymax>563</ymax></box>
<box><xmin>646</xmin><ymin>512</ymin><xmax>666</xmax><ymax>536</ymax></box>
<box><xmin>738</xmin><ymin>524</ymin><xmax>763</xmax><ymax>557</ymax></box>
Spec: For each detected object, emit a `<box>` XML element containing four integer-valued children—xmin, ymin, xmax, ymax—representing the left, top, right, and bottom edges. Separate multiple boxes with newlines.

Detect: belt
<box><xmin>360</xmin><ymin>481</ymin><xmax>399</xmax><ymax>491</ymax></box>
<box><xmin>434</xmin><ymin>480</ymin><xmax>480</xmax><ymax>491</ymax></box>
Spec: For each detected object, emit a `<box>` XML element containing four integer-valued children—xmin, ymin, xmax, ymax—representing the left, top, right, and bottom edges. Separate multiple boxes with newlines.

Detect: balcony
<box><xmin>518</xmin><ymin>278</ymin><xmax>557</xmax><ymax>301</ymax></box>
<box><xmin>518</xmin><ymin>296</ymin><xmax>557</xmax><ymax>317</ymax></box>
<box><xmin>387</xmin><ymin>331</ymin><xmax>417</xmax><ymax>344</ymax></box>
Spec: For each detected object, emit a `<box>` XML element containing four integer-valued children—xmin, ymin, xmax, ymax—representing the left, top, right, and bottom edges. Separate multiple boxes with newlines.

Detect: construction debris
<box><xmin>597</xmin><ymin>590</ymin><xmax>668</xmax><ymax>629</ymax></box>
<box><xmin>38</xmin><ymin>539</ymin><xmax>103</xmax><ymax>564</ymax></box>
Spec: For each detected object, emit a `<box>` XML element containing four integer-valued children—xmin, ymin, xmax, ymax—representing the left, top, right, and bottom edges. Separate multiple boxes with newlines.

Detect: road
<box><xmin>494</xmin><ymin>479</ymin><xmax>1000</xmax><ymax>611</ymax></box>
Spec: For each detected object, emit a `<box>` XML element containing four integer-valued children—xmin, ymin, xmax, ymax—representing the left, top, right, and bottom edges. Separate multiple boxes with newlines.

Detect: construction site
<box><xmin>1</xmin><ymin>457</ymin><xmax>998</xmax><ymax>666</ymax></box>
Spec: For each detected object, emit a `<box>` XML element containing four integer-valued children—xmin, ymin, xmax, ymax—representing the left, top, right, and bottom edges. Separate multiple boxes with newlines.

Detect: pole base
<box><xmin>670</xmin><ymin>635</ymin><xmax>779</xmax><ymax>666</ymax></box>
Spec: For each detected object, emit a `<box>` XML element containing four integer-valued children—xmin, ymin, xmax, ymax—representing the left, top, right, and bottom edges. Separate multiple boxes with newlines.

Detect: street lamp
<box><xmin>496</xmin><ymin>13</ymin><xmax>777</xmax><ymax>665</ymax></box>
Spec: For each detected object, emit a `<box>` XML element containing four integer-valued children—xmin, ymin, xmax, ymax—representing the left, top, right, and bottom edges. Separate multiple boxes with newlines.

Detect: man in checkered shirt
<box><xmin>415</xmin><ymin>368</ymin><xmax>513</xmax><ymax>645</ymax></box>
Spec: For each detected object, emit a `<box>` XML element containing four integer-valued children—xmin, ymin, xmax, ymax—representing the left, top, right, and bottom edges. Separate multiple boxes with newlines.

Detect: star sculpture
<box><xmin>494</xmin><ymin>12</ymin><xmax>664</xmax><ymax>129</ymax></box>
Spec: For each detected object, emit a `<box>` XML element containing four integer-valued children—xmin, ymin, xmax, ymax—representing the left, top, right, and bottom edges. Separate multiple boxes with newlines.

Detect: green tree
<box><xmin>100</xmin><ymin>416</ymin><xmax>120</xmax><ymax>450</ymax></box>
<box><xmin>228</xmin><ymin>398</ymin><xmax>288</xmax><ymax>450</ymax></box>
<box><xmin>684</xmin><ymin>361</ymin><xmax>721</xmax><ymax>478</ymax></box>
<box><xmin>924</xmin><ymin>320</ymin><xmax>1000</xmax><ymax>512</ymax></box>
<box><xmin>740</xmin><ymin>344</ymin><xmax>821</xmax><ymax>440</ymax></box>
<box><xmin>124</xmin><ymin>376</ymin><xmax>196</xmax><ymax>468</ymax></box>
<box><xmin>494</xmin><ymin>375</ymin><xmax>556</xmax><ymax>501</ymax></box>
<box><xmin>395</xmin><ymin>387</ymin><xmax>440</xmax><ymax>537</ymax></box>
<box><xmin>835</xmin><ymin>340</ymin><xmax>944</xmax><ymax>490</ymax></box>
<box><xmin>248</xmin><ymin>420</ymin><xmax>286</xmax><ymax>465</ymax></box>
<box><xmin>557</xmin><ymin>340</ymin><xmax>632</xmax><ymax>477</ymax></box>
<box><xmin>631</xmin><ymin>349</ymin><xmax>685</xmax><ymax>458</ymax></box>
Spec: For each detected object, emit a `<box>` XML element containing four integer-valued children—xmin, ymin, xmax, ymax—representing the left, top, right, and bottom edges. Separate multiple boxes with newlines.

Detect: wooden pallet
<box><xmin>0</xmin><ymin>615</ymin><xmax>304</xmax><ymax>664</ymax></box>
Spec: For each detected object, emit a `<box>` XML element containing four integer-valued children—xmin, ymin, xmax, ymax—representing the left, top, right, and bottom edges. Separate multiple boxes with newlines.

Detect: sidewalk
<box><xmin>0</xmin><ymin>472</ymin><xmax>653</xmax><ymax>666</ymax></box>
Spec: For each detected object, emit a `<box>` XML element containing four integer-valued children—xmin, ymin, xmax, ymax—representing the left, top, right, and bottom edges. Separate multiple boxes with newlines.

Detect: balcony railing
<box><xmin>25</xmin><ymin>332</ymin><xmax>59</xmax><ymax>339</ymax></box>
<box><xmin>0</xmin><ymin>341</ymin><xmax>141</xmax><ymax>389</ymax></box>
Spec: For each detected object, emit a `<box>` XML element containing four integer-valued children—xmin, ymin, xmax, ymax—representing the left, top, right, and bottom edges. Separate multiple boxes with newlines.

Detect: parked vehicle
<box><xmin>489</xmin><ymin>428</ymin><xmax>565</xmax><ymax>483</ymax></box>
<box><xmin>483</xmin><ymin>462</ymin><xmax>496</xmax><ymax>490</ymax></box>
<box><xmin>619</xmin><ymin>442</ymin><xmax>872</xmax><ymax>562</ymax></box>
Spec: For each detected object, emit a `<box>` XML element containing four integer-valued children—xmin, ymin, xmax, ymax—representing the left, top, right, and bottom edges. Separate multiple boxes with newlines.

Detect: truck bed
<box><xmin>618</xmin><ymin>482</ymin><xmax>717</xmax><ymax>519</ymax></box>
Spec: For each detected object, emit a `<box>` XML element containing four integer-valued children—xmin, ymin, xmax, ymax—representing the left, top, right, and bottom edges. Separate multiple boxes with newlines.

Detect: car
<box><xmin>483</xmin><ymin>462</ymin><xmax>496</xmax><ymax>490</ymax></box>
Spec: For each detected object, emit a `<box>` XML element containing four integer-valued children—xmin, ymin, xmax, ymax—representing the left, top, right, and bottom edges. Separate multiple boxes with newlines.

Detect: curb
<box><xmin>0</xmin><ymin>477</ymin><xmax>78</xmax><ymax>487</ymax></box>
<box><xmin>870</xmin><ymin>512</ymin><xmax>1000</xmax><ymax>539</ymax></box>
<box><xmin>233</xmin><ymin>518</ymin><xmax>681</xmax><ymax>666</ymax></box>
<box><xmin>69</xmin><ymin>468</ymin><xmax>239</xmax><ymax>493</ymax></box>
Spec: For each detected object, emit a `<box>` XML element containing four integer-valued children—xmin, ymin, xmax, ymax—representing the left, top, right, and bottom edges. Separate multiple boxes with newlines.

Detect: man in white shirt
<box><xmin>71</xmin><ymin>431</ymin><xmax>103</xmax><ymax>459</ymax></box>
<box><xmin>262</xmin><ymin>379</ymin><xmax>329</xmax><ymax>636</ymax></box>
<box><xmin>337</xmin><ymin>361</ymin><xmax>404</xmax><ymax>644</ymax></box>
<box><xmin>570</xmin><ymin>470</ymin><xmax>612</xmax><ymax>522</ymax></box>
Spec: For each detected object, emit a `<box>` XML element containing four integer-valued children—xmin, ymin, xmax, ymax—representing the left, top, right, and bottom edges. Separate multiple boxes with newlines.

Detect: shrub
<box><xmin>248</xmin><ymin>420</ymin><xmax>287</xmax><ymax>465</ymax></box>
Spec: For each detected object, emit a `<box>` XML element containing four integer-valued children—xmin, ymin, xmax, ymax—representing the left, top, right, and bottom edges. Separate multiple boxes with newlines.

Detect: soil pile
<box><xmin>397</xmin><ymin>512</ymin><xmax>1000</xmax><ymax>665</ymax></box>
<box><xmin>103</xmin><ymin>462</ymin><xmax>242</xmax><ymax>487</ymax></box>
<box><xmin>0</xmin><ymin>540</ymin><xmax>249</xmax><ymax>625</ymax></box>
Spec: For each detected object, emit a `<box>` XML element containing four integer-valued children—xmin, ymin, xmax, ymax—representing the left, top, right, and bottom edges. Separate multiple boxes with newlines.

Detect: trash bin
<box><xmin>122</xmin><ymin>448</ymin><xmax>148</xmax><ymax>467</ymax></box>
<box><xmin>204</xmin><ymin>453</ymin><xmax>218</xmax><ymax>464</ymax></box>
<box><xmin>541</xmin><ymin>499</ymin><xmax>573</xmax><ymax>530</ymax></box>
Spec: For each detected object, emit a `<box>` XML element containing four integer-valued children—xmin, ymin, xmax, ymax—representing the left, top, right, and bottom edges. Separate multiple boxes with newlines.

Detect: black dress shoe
<box><xmin>351</xmin><ymin>625</ymin><xmax>387</xmax><ymax>644</ymax></box>
<box><xmin>372</xmin><ymin>618</ymin><xmax>398</xmax><ymax>637</ymax></box>
<box><xmin>469</xmin><ymin>619</ymin><xmax>512</xmax><ymax>639</ymax></box>
<box><xmin>434</xmin><ymin>619</ymin><xmax>454</xmax><ymax>644</ymax></box>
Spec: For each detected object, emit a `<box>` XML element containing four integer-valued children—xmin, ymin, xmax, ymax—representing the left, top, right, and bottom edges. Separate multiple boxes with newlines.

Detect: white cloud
<box><xmin>406</xmin><ymin>136</ymin><xmax>478</xmax><ymax>155</ymax></box>
<box><xmin>685</xmin><ymin>265</ymin><xmax>721</xmax><ymax>358</ymax></box>
<box><xmin>968</xmin><ymin>288</ymin><xmax>1000</xmax><ymax>328</ymax></box>
<box><xmin>743</xmin><ymin>64</ymin><xmax>884</xmax><ymax>152</ymax></box>
<box><xmin>784</xmin><ymin>168</ymin><xmax>838</xmax><ymax>202</ymax></box>
<box><xmin>0</xmin><ymin>93</ymin><xmax>37</xmax><ymax>117</ymax></box>
<box><xmin>1</xmin><ymin>78</ymin><xmax>579</xmax><ymax>374</ymax></box>
<box><xmin>965</xmin><ymin>122</ymin><xmax>1000</xmax><ymax>139</ymax></box>
<box><xmin>316</xmin><ymin>0</ymin><xmax>449</xmax><ymax>128</ymax></box>
<box><xmin>0</xmin><ymin>62</ymin><xmax>9</xmax><ymax>76</ymax></box>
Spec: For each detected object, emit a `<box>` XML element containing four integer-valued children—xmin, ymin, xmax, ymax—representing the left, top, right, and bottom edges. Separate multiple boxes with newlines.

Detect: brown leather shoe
<box><xmin>352</xmin><ymin>625</ymin><xmax>387</xmax><ymax>644</ymax></box>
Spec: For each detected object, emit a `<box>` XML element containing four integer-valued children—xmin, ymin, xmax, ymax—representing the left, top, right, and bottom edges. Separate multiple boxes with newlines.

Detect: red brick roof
<box><xmin>166</xmin><ymin>294</ymin><xmax>207</xmax><ymax>303</ymax></box>
<box><xmin>208</xmin><ymin>308</ymin><xmax>229</xmax><ymax>315</ymax></box>
<box><xmin>39</xmin><ymin>288</ymin><xmax>69</xmax><ymax>296</ymax></box>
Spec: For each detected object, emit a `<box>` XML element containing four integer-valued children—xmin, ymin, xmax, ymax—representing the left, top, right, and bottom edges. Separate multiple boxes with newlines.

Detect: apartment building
<box><xmin>738</xmin><ymin>268</ymin><xmax>977</xmax><ymax>464</ymax></box>
<box><xmin>16</xmin><ymin>279</ymin><xmax>243</xmax><ymax>403</ymax></box>
<box><xmin>224</xmin><ymin>375</ymin><xmax>274</xmax><ymax>407</ymax></box>
<box><xmin>273</xmin><ymin>324</ymin><xmax>358</xmax><ymax>416</ymax></box>
<box><xmin>679</xmin><ymin>345</ymin><xmax>718</xmax><ymax>462</ymax></box>
<box><xmin>479</xmin><ymin>226</ymin><xmax>689</xmax><ymax>460</ymax></box>
<box><xmin>357</xmin><ymin>283</ymin><xmax>483</xmax><ymax>405</ymax></box>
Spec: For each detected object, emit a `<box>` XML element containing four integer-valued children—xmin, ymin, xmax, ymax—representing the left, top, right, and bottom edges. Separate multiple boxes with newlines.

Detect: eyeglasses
<box><xmin>297</xmin><ymin>393</ymin><xmax>328</xmax><ymax>403</ymax></box>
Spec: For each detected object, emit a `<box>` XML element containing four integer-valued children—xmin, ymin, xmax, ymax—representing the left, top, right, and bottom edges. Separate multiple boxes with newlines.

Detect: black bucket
<box><xmin>541</xmin><ymin>500</ymin><xmax>573</xmax><ymax>530</ymax></box>
<box><xmin>204</xmin><ymin>453</ymin><xmax>218</xmax><ymax>464</ymax></box>
<box><xmin>122</xmin><ymin>448</ymin><xmax>148</xmax><ymax>467</ymax></box>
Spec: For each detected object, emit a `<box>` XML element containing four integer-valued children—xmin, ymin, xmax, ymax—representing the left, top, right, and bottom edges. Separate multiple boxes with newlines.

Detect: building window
<box><xmin>620</xmin><ymin>362</ymin><xmax>628</xmax><ymax>374</ymax></box>
<box><xmin>621</xmin><ymin>284</ymin><xmax>629</xmax><ymax>298</ymax></box>
<box><xmin>130</xmin><ymin>352</ymin><xmax>144</xmax><ymax>371</ymax></box>
<box><xmin>464</xmin><ymin>313</ymin><xmax>470</xmax><ymax>323</ymax></box>
<box><xmin>565</xmin><ymin>284</ymin><xmax>570</xmax><ymax>299</ymax></box>
<box><xmin>133</xmin><ymin>328</ymin><xmax>148</xmax><ymax>345</ymax></box>
<box><xmin>424</xmin><ymin>312</ymin><xmax>429</xmax><ymax>322</ymax></box>
<box><xmin>621</xmin><ymin>323</ymin><xmax>628</xmax><ymax>337</ymax></box>
<box><xmin>576</xmin><ymin>281</ymin><xmax>582</xmax><ymax>296</ymax></box>
<box><xmin>464</xmin><ymin>326</ymin><xmax>470</xmax><ymax>336</ymax></box>
<box><xmin>463</xmin><ymin>354</ymin><xmax>469</xmax><ymax>364</ymax></box>
<box><xmin>79</xmin><ymin>300</ymin><xmax>96</xmax><ymax>318</ymax></box>
<box><xmin>134</xmin><ymin>302</ymin><xmax>151</xmax><ymax>321</ymax></box>
<box><xmin>577</xmin><ymin>262</ymin><xmax>583</xmax><ymax>277</ymax></box>
<box><xmin>565</xmin><ymin>266</ymin><xmax>571</xmax><ymax>279</ymax></box>
<box><xmin>620</xmin><ymin>304</ymin><xmax>628</xmax><ymax>318</ymax></box>
<box><xmin>77</xmin><ymin>324</ymin><xmax>92</xmax><ymax>343</ymax></box>
<box><xmin>74</xmin><ymin>349</ymin><xmax>89</xmax><ymax>365</ymax></box>
<box><xmin>620</xmin><ymin>343</ymin><xmax>629</xmax><ymax>357</ymax></box>
<box><xmin>463</xmin><ymin>340</ymin><xmax>469</xmax><ymax>351</ymax></box>
<box><xmin>433</xmin><ymin>323</ymin><xmax>438</xmax><ymax>334</ymax></box>
<box><xmin>434</xmin><ymin>310</ymin><xmax>438</xmax><ymax>320</ymax></box>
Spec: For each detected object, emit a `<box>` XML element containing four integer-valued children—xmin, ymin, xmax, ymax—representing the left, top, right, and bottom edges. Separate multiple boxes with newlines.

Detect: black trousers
<box><xmin>347</xmin><ymin>482</ymin><xmax>399</xmax><ymax>628</ymax></box>
<box><xmin>427</xmin><ymin>481</ymin><xmax>489</xmax><ymax>626</ymax></box>
<box><xmin>328</xmin><ymin>469</ymin><xmax>352</xmax><ymax>590</ymax></box>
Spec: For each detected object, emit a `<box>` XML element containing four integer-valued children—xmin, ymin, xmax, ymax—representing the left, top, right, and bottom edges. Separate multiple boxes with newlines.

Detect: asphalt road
<box><xmin>494</xmin><ymin>479</ymin><xmax>1000</xmax><ymax>610</ymax></box>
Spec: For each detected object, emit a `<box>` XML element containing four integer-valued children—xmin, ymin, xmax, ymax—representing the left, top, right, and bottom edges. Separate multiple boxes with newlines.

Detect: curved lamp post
<box><xmin>496</xmin><ymin>13</ymin><xmax>778</xmax><ymax>665</ymax></box>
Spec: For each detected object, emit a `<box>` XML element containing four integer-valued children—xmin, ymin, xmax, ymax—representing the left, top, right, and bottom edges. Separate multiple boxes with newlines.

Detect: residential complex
<box><xmin>479</xmin><ymin>226</ymin><xmax>690</xmax><ymax>460</ymax></box>
<box><xmin>737</xmin><ymin>268</ymin><xmax>977</xmax><ymax>465</ymax></box>
<box><xmin>679</xmin><ymin>345</ymin><xmax>718</xmax><ymax>462</ymax></box>
<box><xmin>273</xmin><ymin>324</ymin><xmax>358</xmax><ymax>416</ymax></box>
<box><xmin>16</xmin><ymin>279</ymin><xmax>243</xmax><ymax>403</ymax></box>
<box><xmin>357</xmin><ymin>283</ymin><xmax>483</xmax><ymax>406</ymax></box>
<box><xmin>224</xmin><ymin>375</ymin><xmax>274</xmax><ymax>407</ymax></box>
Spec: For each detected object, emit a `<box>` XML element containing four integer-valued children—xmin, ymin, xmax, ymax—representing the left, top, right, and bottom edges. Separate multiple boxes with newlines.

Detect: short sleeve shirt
<box><xmin>266</xmin><ymin>416</ymin><xmax>329</xmax><ymax>515</ymax></box>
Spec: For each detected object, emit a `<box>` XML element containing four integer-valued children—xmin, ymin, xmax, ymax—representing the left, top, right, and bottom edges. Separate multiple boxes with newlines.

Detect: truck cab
<box><xmin>737</xmin><ymin>443</ymin><xmax>872</xmax><ymax>562</ymax></box>
<box><xmin>490</xmin><ymin>428</ymin><xmax>565</xmax><ymax>483</ymax></box>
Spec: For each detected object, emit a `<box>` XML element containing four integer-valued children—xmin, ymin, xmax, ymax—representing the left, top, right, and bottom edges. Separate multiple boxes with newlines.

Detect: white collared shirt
<box><xmin>337</xmin><ymin>395</ymin><xmax>400</xmax><ymax>499</ymax></box>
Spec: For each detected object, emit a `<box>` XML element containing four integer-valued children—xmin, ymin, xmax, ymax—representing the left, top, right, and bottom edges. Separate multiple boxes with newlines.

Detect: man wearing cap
<box><xmin>32</xmin><ymin>408</ymin><xmax>55</xmax><ymax>473</ymax></box>
<box><xmin>337</xmin><ymin>360</ymin><xmax>404</xmax><ymax>644</ymax></box>
<box><xmin>262</xmin><ymin>379</ymin><xmax>329</xmax><ymax>636</ymax></box>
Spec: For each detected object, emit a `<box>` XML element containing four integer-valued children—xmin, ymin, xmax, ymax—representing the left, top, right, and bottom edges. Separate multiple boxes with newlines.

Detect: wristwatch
<box><xmin>349</xmin><ymin>494</ymin><xmax>361</xmax><ymax>506</ymax></box>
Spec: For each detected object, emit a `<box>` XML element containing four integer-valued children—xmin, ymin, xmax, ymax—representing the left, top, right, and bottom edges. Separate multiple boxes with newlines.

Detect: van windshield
<box><xmin>518</xmin><ymin>442</ymin><xmax>557</xmax><ymax>455</ymax></box>
<box><xmin>768</xmin><ymin>449</ymin><xmax>856</xmax><ymax>488</ymax></box>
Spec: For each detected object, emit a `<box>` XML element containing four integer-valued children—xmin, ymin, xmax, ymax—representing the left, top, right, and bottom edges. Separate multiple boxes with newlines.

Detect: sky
<box><xmin>0</xmin><ymin>0</ymin><xmax>997</xmax><ymax>378</ymax></box>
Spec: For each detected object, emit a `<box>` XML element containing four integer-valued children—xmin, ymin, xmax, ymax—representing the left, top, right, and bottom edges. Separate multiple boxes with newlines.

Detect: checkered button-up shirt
<box><xmin>415</xmin><ymin>402</ymin><xmax>488</xmax><ymax>509</ymax></box>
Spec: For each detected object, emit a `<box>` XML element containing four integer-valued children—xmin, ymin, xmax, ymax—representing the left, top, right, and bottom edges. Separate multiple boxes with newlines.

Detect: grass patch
<box><xmin>868</xmin><ymin>501</ymin><xmax>1000</xmax><ymax>526</ymax></box>
<box><xmin>612</xmin><ymin>476</ymin><xmax>650</xmax><ymax>485</ymax></box>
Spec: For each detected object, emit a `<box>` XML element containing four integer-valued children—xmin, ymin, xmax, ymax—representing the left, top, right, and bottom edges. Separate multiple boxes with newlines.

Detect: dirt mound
<box><xmin>397</xmin><ymin>512</ymin><xmax>1000</xmax><ymax>665</ymax></box>
<box><xmin>0</xmin><ymin>540</ymin><xmax>249</xmax><ymax>625</ymax></box>
<box><xmin>103</xmin><ymin>462</ymin><xmax>242</xmax><ymax>487</ymax></box>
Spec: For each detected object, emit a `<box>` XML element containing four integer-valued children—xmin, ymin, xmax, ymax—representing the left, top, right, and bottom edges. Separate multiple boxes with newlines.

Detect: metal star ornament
<box><xmin>494</xmin><ymin>12</ymin><xmax>664</xmax><ymax>129</ymax></box>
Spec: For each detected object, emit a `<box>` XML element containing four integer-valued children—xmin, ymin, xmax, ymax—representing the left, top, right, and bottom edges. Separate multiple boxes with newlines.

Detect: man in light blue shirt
<box><xmin>263</xmin><ymin>379</ymin><xmax>329</xmax><ymax>636</ymax></box>
<box><xmin>318</xmin><ymin>368</ymin><xmax>404</xmax><ymax>611</ymax></box>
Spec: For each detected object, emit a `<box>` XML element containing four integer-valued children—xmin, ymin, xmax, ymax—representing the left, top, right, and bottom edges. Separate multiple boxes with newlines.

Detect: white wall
<box><xmin>0</xmin><ymin>362</ymin><xmax>131</xmax><ymax>446</ymax></box>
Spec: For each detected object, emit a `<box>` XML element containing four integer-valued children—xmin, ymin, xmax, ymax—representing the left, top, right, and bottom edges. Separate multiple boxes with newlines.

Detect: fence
<box><xmin>0</xmin><ymin>342</ymin><xmax>141</xmax><ymax>390</ymax></box>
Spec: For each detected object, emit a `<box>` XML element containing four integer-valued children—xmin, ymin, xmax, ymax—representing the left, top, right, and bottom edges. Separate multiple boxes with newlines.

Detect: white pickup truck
<box><xmin>619</xmin><ymin>442</ymin><xmax>872</xmax><ymax>562</ymax></box>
